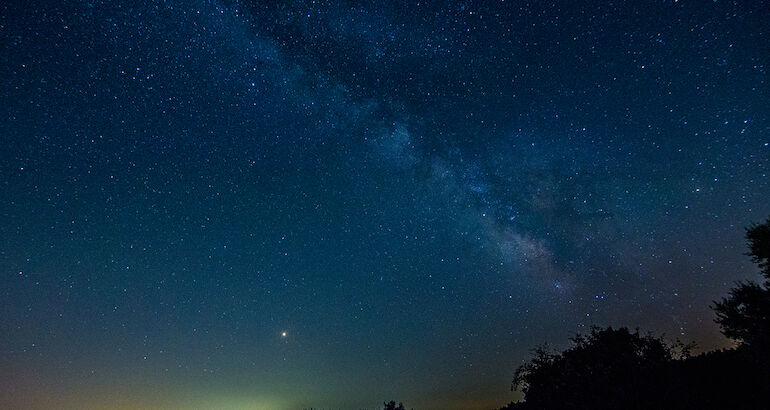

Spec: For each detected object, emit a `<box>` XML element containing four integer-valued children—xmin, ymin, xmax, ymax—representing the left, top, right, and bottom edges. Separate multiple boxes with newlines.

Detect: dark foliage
<box><xmin>713</xmin><ymin>217</ymin><xmax>770</xmax><ymax>349</ymax></box>
<box><xmin>746</xmin><ymin>218</ymin><xmax>770</xmax><ymax>280</ymax></box>
<box><xmin>713</xmin><ymin>281</ymin><xmax>770</xmax><ymax>347</ymax></box>
<box><xmin>382</xmin><ymin>400</ymin><xmax>408</xmax><ymax>410</ymax></box>
<box><xmin>508</xmin><ymin>327</ymin><xmax>680</xmax><ymax>409</ymax></box>
<box><xmin>500</xmin><ymin>218</ymin><xmax>770</xmax><ymax>410</ymax></box>
<box><xmin>501</xmin><ymin>327</ymin><xmax>769</xmax><ymax>410</ymax></box>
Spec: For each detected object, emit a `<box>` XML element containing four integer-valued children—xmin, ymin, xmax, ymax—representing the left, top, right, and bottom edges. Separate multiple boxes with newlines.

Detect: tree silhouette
<box><xmin>509</xmin><ymin>327</ymin><xmax>678</xmax><ymax>409</ymax></box>
<box><xmin>713</xmin><ymin>216</ymin><xmax>770</xmax><ymax>350</ymax></box>
<box><xmin>498</xmin><ymin>219</ymin><xmax>770</xmax><ymax>410</ymax></box>
<box><xmin>382</xmin><ymin>400</ymin><xmax>407</xmax><ymax>410</ymax></box>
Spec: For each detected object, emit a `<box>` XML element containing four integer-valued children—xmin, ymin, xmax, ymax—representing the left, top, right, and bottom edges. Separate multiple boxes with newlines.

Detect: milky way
<box><xmin>1</xmin><ymin>1</ymin><xmax>768</xmax><ymax>409</ymax></box>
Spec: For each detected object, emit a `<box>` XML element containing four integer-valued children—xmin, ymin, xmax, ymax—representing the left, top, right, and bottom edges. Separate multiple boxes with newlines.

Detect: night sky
<box><xmin>1</xmin><ymin>1</ymin><xmax>768</xmax><ymax>409</ymax></box>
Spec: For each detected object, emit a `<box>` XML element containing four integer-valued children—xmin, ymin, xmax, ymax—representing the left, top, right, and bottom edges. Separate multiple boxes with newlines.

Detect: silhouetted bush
<box><xmin>508</xmin><ymin>327</ymin><xmax>680</xmax><ymax>409</ymax></box>
<box><xmin>500</xmin><ymin>217</ymin><xmax>770</xmax><ymax>409</ymax></box>
<box><xmin>382</xmin><ymin>400</ymin><xmax>408</xmax><ymax>410</ymax></box>
<box><xmin>502</xmin><ymin>327</ymin><xmax>769</xmax><ymax>409</ymax></box>
<box><xmin>713</xmin><ymin>216</ymin><xmax>770</xmax><ymax>350</ymax></box>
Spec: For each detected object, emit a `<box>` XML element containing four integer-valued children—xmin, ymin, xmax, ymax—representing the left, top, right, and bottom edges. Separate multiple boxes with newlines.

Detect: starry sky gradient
<box><xmin>1</xmin><ymin>1</ymin><xmax>768</xmax><ymax>409</ymax></box>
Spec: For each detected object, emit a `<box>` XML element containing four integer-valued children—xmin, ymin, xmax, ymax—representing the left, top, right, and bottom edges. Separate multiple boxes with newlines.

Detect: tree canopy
<box><xmin>713</xmin><ymin>216</ymin><xmax>770</xmax><ymax>350</ymax></box>
<box><xmin>508</xmin><ymin>327</ymin><xmax>680</xmax><ymax>409</ymax></box>
<box><xmin>501</xmin><ymin>217</ymin><xmax>770</xmax><ymax>410</ymax></box>
<box><xmin>382</xmin><ymin>401</ymin><xmax>408</xmax><ymax>410</ymax></box>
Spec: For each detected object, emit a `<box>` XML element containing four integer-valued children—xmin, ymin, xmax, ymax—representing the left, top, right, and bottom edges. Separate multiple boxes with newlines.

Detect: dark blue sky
<box><xmin>1</xmin><ymin>1</ymin><xmax>768</xmax><ymax>409</ymax></box>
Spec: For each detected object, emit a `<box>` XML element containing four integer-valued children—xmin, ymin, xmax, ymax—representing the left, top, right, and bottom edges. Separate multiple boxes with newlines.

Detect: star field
<box><xmin>1</xmin><ymin>1</ymin><xmax>768</xmax><ymax>409</ymax></box>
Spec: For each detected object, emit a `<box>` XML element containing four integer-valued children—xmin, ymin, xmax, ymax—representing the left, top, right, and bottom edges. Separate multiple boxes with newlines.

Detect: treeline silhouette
<box><xmin>497</xmin><ymin>216</ymin><xmax>770</xmax><ymax>409</ymax></box>
<box><xmin>303</xmin><ymin>401</ymin><xmax>411</xmax><ymax>410</ymax></box>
